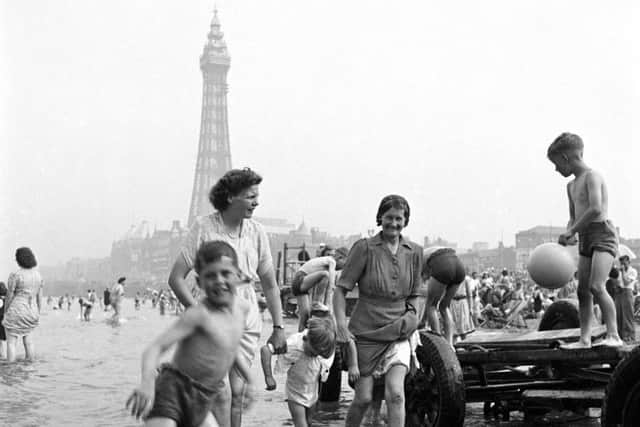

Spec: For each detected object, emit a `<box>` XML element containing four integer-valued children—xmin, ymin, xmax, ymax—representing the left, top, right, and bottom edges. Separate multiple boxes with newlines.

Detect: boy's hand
<box><xmin>558</xmin><ymin>232</ymin><xmax>577</xmax><ymax>246</ymax></box>
<box><xmin>267</xmin><ymin>328</ymin><xmax>287</xmax><ymax>354</ymax></box>
<box><xmin>348</xmin><ymin>366</ymin><xmax>360</xmax><ymax>385</ymax></box>
<box><xmin>264</xmin><ymin>375</ymin><xmax>277</xmax><ymax>391</ymax></box>
<box><xmin>126</xmin><ymin>383</ymin><xmax>154</xmax><ymax>420</ymax></box>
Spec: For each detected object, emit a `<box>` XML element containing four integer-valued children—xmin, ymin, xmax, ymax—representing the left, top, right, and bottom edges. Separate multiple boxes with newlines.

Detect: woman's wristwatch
<box><xmin>273</xmin><ymin>324</ymin><xmax>284</xmax><ymax>330</ymax></box>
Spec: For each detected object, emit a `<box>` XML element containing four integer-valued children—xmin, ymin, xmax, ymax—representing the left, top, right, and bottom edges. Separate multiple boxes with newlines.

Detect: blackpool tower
<box><xmin>188</xmin><ymin>9</ymin><xmax>232</xmax><ymax>226</ymax></box>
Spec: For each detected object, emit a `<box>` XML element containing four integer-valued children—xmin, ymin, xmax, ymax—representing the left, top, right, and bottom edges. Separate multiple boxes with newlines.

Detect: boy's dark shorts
<box><xmin>146</xmin><ymin>364</ymin><xmax>219</xmax><ymax>427</ymax></box>
<box><xmin>291</xmin><ymin>270</ymin><xmax>308</xmax><ymax>296</ymax></box>
<box><xmin>428</xmin><ymin>248</ymin><xmax>466</xmax><ymax>287</ymax></box>
<box><xmin>579</xmin><ymin>221</ymin><xmax>618</xmax><ymax>258</ymax></box>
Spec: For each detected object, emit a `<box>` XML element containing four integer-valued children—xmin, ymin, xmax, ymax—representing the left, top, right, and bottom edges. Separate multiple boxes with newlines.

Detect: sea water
<box><xmin>0</xmin><ymin>300</ymin><xmax>597</xmax><ymax>427</ymax></box>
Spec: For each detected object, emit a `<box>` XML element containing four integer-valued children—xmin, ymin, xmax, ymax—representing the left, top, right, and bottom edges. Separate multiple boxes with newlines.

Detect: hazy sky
<box><xmin>1</xmin><ymin>1</ymin><xmax>638</xmax><ymax>277</ymax></box>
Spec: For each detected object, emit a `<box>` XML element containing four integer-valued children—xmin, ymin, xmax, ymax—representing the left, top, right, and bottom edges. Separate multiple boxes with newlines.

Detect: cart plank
<box><xmin>522</xmin><ymin>388</ymin><xmax>604</xmax><ymax>407</ymax></box>
<box><xmin>457</xmin><ymin>325</ymin><xmax>607</xmax><ymax>348</ymax></box>
<box><xmin>457</xmin><ymin>343</ymin><xmax>633</xmax><ymax>365</ymax></box>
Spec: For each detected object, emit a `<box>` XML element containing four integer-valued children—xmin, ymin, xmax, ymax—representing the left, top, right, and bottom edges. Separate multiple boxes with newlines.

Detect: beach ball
<box><xmin>527</xmin><ymin>243</ymin><xmax>576</xmax><ymax>289</ymax></box>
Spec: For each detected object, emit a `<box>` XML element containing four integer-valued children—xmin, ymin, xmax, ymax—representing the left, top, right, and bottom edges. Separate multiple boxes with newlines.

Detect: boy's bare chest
<box><xmin>569</xmin><ymin>178</ymin><xmax>589</xmax><ymax>206</ymax></box>
<box><xmin>202</xmin><ymin>313</ymin><xmax>245</xmax><ymax>346</ymax></box>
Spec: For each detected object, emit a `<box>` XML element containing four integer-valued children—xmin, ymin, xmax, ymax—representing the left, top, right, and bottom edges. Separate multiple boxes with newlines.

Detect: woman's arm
<box><xmin>168</xmin><ymin>257</ymin><xmax>197</xmax><ymax>308</ymax></box>
<box><xmin>333</xmin><ymin>287</ymin><xmax>354</xmax><ymax>343</ymax></box>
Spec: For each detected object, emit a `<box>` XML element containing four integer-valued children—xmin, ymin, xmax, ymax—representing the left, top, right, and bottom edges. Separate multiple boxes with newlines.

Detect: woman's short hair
<box><xmin>375</xmin><ymin>194</ymin><xmax>410</xmax><ymax>227</ymax></box>
<box><xmin>15</xmin><ymin>247</ymin><xmax>37</xmax><ymax>269</ymax></box>
<box><xmin>209</xmin><ymin>168</ymin><xmax>262</xmax><ymax>212</ymax></box>
<box><xmin>547</xmin><ymin>132</ymin><xmax>584</xmax><ymax>158</ymax></box>
<box><xmin>117</xmin><ymin>277</ymin><xmax>126</xmax><ymax>284</ymax></box>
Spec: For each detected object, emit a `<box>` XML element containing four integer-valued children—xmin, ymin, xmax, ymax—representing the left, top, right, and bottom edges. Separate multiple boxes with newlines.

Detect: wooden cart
<box><xmin>405</xmin><ymin>300</ymin><xmax>640</xmax><ymax>427</ymax></box>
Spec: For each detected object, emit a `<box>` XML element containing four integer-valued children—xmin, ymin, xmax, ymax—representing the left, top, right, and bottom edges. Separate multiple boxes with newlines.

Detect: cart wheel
<box><xmin>622</xmin><ymin>382</ymin><xmax>640</xmax><ymax>426</ymax></box>
<box><xmin>603</xmin><ymin>345</ymin><xmax>640</xmax><ymax>427</ymax></box>
<box><xmin>405</xmin><ymin>331</ymin><xmax>465</xmax><ymax>427</ymax></box>
<box><xmin>538</xmin><ymin>299</ymin><xmax>579</xmax><ymax>331</ymax></box>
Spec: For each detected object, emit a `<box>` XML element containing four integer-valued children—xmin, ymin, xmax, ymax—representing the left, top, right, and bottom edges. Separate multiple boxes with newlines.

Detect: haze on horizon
<box><xmin>1</xmin><ymin>0</ymin><xmax>638</xmax><ymax>278</ymax></box>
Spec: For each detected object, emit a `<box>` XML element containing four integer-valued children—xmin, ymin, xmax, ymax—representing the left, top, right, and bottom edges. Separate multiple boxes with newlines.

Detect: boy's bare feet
<box><xmin>593</xmin><ymin>336</ymin><xmax>624</xmax><ymax>347</ymax></box>
<box><xmin>560</xmin><ymin>340</ymin><xmax>591</xmax><ymax>350</ymax></box>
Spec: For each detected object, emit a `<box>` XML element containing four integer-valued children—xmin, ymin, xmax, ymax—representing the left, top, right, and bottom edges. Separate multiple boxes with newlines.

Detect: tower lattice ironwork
<box><xmin>188</xmin><ymin>9</ymin><xmax>232</xmax><ymax>226</ymax></box>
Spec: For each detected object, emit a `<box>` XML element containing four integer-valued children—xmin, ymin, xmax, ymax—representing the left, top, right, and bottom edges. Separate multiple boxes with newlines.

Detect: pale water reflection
<box><xmin>0</xmin><ymin>300</ymin><xmax>598</xmax><ymax>426</ymax></box>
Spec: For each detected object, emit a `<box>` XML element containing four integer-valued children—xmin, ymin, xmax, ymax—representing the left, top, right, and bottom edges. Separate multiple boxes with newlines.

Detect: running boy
<box><xmin>260</xmin><ymin>317</ymin><xmax>336</xmax><ymax>427</ymax></box>
<box><xmin>547</xmin><ymin>132</ymin><xmax>622</xmax><ymax>348</ymax></box>
<box><xmin>126</xmin><ymin>241</ymin><xmax>254</xmax><ymax>426</ymax></box>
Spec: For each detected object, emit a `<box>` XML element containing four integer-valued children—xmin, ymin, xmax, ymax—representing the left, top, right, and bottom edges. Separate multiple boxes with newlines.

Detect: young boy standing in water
<box><xmin>126</xmin><ymin>241</ymin><xmax>254</xmax><ymax>426</ymax></box>
<box><xmin>547</xmin><ymin>132</ymin><xmax>623</xmax><ymax>348</ymax></box>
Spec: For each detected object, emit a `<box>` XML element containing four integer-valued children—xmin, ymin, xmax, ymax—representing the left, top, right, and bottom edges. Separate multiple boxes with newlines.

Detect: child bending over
<box><xmin>126</xmin><ymin>241</ymin><xmax>254</xmax><ymax>426</ymax></box>
<box><xmin>261</xmin><ymin>316</ymin><xmax>336</xmax><ymax>427</ymax></box>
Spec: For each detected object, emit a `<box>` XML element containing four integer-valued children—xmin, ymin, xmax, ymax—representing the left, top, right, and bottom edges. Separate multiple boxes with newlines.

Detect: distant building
<box><xmin>424</xmin><ymin>236</ymin><xmax>458</xmax><ymax>249</ymax></box>
<box><xmin>515</xmin><ymin>225</ymin><xmax>566</xmax><ymax>270</ymax></box>
<box><xmin>110</xmin><ymin>220</ymin><xmax>188</xmax><ymax>284</ymax></box>
<box><xmin>472</xmin><ymin>241</ymin><xmax>489</xmax><ymax>252</ymax></box>
<box><xmin>458</xmin><ymin>242</ymin><xmax>516</xmax><ymax>273</ymax></box>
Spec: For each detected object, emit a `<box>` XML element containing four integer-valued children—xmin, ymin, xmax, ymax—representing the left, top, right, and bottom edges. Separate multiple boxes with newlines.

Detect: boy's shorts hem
<box><xmin>579</xmin><ymin>221</ymin><xmax>618</xmax><ymax>258</ymax></box>
<box><xmin>291</xmin><ymin>271</ymin><xmax>308</xmax><ymax>296</ymax></box>
<box><xmin>145</xmin><ymin>364</ymin><xmax>218</xmax><ymax>427</ymax></box>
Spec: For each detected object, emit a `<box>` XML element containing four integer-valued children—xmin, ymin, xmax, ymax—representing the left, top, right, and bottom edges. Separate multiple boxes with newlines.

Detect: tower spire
<box><xmin>188</xmin><ymin>8</ymin><xmax>232</xmax><ymax>226</ymax></box>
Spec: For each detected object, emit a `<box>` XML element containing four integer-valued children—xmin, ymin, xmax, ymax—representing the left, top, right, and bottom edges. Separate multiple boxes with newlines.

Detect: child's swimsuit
<box><xmin>578</xmin><ymin>220</ymin><xmax>618</xmax><ymax>258</ymax></box>
<box><xmin>146</xmin><ymin>364</ymin><xmax>222</xmax><ymax>427</ymax></box>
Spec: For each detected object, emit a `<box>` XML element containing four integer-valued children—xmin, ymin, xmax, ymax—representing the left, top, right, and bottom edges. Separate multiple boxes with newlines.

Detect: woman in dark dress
<box><xmin>334</xmin><ymin>195</ymin><xmax>422</xmax><ymax>427</ymax></box>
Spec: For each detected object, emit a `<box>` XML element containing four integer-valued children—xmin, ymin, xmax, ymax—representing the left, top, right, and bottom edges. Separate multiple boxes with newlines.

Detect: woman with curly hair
<box><xmin>168</xmin><ymin>167</ymin><xmax>286</xmax><ymax>427</ymax></box>
<box><xmin>2</xmin><ymin>247</ymin><xmax>44</xmax><ymax>362</ymax></box>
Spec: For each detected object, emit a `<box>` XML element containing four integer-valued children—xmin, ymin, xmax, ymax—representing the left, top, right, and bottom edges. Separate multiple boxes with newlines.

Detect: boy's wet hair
<box><xmin>376</xmin><ymin>194</ymin><xmax>411</xmax><ymax>227</ymax></box>
<box><xmin>209</xmin><ymin>168</ymin><xmax>262</xmax><ymax>211</ymax></box>
<box><xmin>195</xmin><ymin>241</ymin><xmax>239</xmax><ymax>274</ymax></box>
<box><xmin>15</xmin><ymin>247</ymin><xmax>37</xmax><ymax>269</ymax></box>
<box><xmin>547</xmin><ymin>132</ymin><xmax>584</xmax><ymax>158</ymax></box>
<box><xmin>306</xmin><ymin>316</ymin><xmax>337</xmax><ymax>358</ymax></box>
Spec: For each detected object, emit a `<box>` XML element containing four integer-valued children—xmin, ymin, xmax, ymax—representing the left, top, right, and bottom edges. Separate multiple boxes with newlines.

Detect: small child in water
<box><xmin>260</xmin><ymin>315</ymin><xmax>336</xmax><ymax>427</ymax></box>
<box><xmin>126</xmin><ymin>241</ymin><xmax>254</xmax><ymax>426</ymax></box>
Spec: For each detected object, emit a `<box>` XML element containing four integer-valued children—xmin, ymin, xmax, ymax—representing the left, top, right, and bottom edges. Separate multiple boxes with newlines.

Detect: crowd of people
<box><xmin>2</xmin><ymin>133</ymin><xmax>639</xmax><ymax>427</ymax></box>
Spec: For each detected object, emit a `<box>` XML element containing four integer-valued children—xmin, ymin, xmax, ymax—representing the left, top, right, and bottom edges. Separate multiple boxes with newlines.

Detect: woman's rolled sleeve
<box><xmin>257</xmin><ymin>225</ymin><xmax>274</xmax><ymax>277</ymax></box>
<box><xmin>337</xmin><ymin>239</ymin><xmax>367</xmax><ymax>292</ymax></box>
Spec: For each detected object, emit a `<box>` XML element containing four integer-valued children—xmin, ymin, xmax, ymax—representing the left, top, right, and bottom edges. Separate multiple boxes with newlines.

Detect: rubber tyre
<box><xmin>602</xmin><ymin>345</ymin><xmax>640</xmax><ymax>427</ymax></box>
<box><xmin>538</xmin><ymin>299</ymin><xmax>580</xmax><ymax>331</ymax></box>
<box><xmin>405</xmin><ymin>331</ymin><xmax>465</xmax><ymax>427</ymax></box>
<box><xmin>621</xmin><ymin>382</ymin><xmax>640</xmax><ymax>427</ymax></box>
